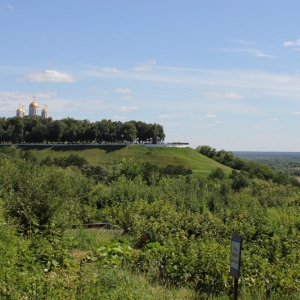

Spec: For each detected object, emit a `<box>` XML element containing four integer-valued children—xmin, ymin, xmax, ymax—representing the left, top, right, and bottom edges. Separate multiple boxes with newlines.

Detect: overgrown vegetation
<box><xmin>1</xmin><ymin>146</ymin><xmax>300</xmax><ymax>299</ymax></box>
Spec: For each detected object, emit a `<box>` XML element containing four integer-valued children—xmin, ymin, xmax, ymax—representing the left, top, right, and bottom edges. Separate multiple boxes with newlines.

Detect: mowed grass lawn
<box><xmin>10</xmin><ymin>145</ymin><xmax>232</xmax><ymax>177</ymax></box>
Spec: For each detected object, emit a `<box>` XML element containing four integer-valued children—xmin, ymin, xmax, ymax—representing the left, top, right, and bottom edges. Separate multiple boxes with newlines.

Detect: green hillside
<box><xmin>2</xmin><ymin>145</ymin><xmax>231</xmax><ymax>177</ymax></box>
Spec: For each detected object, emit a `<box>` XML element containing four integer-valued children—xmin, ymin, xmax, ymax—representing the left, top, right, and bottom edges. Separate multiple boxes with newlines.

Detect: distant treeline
<box><xmin>0</xmin><ymin>117</ymin><xmax>165</xmax><ymax>144</ymax></box>
<box><xmin>234</xmin><ymin>152</ymin><xmax>300</xmax><ymax>177</ymax></box>
<box><xmin>197</xmin><ymin>145</ymin><xmax>300</xmax><ymax>187</ymax></box>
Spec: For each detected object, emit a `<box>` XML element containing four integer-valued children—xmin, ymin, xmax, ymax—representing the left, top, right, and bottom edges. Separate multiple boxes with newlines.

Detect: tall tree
<box><xmin>123</xmin><ymin>121</ymin><xmax>137</xmax><ymax>142</ymax></box>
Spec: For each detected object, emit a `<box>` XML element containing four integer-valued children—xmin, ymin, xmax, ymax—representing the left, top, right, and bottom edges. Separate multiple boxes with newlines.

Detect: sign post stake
<box><xmin>234</xmin><ymin>278</ymin><xmax>238</xmax><ymax>300</ymax></box>
<box><xmin>230</xmin><ymin>233</ymin><xmax>242</xmax><ymax>300</ymax></box>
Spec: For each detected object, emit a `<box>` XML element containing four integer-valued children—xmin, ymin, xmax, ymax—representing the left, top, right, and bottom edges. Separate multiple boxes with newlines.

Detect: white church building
<box><xmin>16</xmin><ymin>96</ymin><xmax>49</xmax><ymax>118</ymax></box>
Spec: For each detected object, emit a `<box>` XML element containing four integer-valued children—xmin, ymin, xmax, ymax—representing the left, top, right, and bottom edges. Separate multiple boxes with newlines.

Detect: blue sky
<box><xmin>1</xmin><ymin>0</ymin><xmax>300</xmax><ymax>151</ymax></box>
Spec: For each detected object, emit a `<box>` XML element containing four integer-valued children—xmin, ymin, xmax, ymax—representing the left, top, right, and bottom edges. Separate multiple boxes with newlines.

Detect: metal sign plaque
<box><xmin>230</xmin><ymin>233</ymin><xmax>242</xmax><ymax>279</ymax></box>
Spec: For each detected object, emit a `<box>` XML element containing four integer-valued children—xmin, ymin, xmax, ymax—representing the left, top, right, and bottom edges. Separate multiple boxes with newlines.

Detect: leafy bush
<box><xmin>0</xmin><ymin>158</ymin><xmax>92</xmax><ymax>233</ymax></box>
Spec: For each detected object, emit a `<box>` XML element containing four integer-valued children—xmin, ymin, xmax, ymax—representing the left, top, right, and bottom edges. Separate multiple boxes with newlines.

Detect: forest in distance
<box><xmin>233</xmin><ymin>151</ymin><xmax>300</xmax><ymax>177</ymax></box>
<box><xmin>1</xmin><ymin>144</ymin><xmax>300</xmax><ymax>299</ymax></box>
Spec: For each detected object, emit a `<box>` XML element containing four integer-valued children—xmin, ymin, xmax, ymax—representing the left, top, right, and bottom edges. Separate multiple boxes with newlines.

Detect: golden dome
<box><xmin>29</xmin><ymin>101</ymin><xmax>39</xmax><ymax>108</ymax></box>
<box><xmin>42</xmin><ymin>108</ymin><xmax>49</xmax><ymax>112</ymax></box>
<box><xmin>17</xmin><ymin>107</ymin><xmax>23</xmax><ymax>112</ymax></box>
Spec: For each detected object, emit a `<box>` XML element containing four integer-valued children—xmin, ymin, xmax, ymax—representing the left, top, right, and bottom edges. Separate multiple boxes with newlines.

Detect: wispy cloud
<box><xmin>5</xmin><ymin>4</ymin><xmax>13</xmax><ymax>9</ymax></box>
<box><xmin>268</xmin><ymin>118</ymin><xmax>278</xmax><ymax>121</ymax></box>
<box><xmin>84</xmin><ymin>98</ymin><xmax>104</xmax><ymax>104</ymax></box>
<box><xmin>221</xmin><ymin>40</ymin><xmax>275</xmax><ymax>58</ymax></box>
<box><xmin>133</xmin><ymin>60</ymin><xmax>157</xmax><ymax>72</ymax></box>
<box><xmin>0</xmin><ymin>91</ymin><xmax>57</xmax><ymax>100</ymax></box>
<box><xmin>204</xmin><ymin>92</ymin><xmax>245</xmax><ymax>100</ymax></box>
<box><xmin>157</xmin><ymin>114</ymin><xmax>171</xmax><ymax>119</ymax></box>
<box><xmin>23</xmin><ymin>70</ymin><xmax>77</xmax><ymax>82</ymax></box>
<box><xmin>181</xmin><ymin>113</ymin><xmax>202</xmax><ymax>119</ymax></box>
<box><xmin>80</xmin><ymin>64</ymin><xmax>300</xmax><ymax>99</ymax></box>
<box><xmin>115</xmin><ymin>87</ymin><xmax>131</xmax><ymax>94</ymax></box>
<box><xmin>117</xmin><ymin>106</ymin><xmax>137</xmax><ymax>112</ymax></box>
<box><xmin>113</xmin><ymin>116</ymin><xmax>127</xmax><ymax>121</ymax></box>
<box><xmin>282</xmin><ymin>38</ymin><xmax>300</xmax><ymax>48</ymax></box>
<box><xmin>205</xmin><ymin>114</ymin><xmax>216</xmax><ymax>118</ymax></box>
<box><xmin>292</xmin><ymin>112</ymin><xmax>300</xmax><ymax>115</ymax></box>
<box><xmin>214</xmin><ymin>120</ymin><xmax>223</xmax><ymax>123</ymax></box>
<box><xmin>121</xmin><ymin>95</ymin><xmax>134</xmax><ymax>100</ymax></box>
<box><xmin>102</xmin><ymin>67</ymin><xmax>127</xmax><ymax>73</ymax></box>
<box><xmin>88</xmin><ymin>87</ymin><xmax>109</xmax><ymax>94</ymax></box>
<box><xmin>221</xmin><ymin>47</ymin><xmax>275</xmax><ymax>58</ymax></box>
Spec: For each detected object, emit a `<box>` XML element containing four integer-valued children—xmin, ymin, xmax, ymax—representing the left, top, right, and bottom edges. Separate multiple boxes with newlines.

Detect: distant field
<box><xmin>233</xmin><ymin>151</ymin><xmax>300</xmax><ymax>159</ymax></box>
<box><xmin>1</xmin><ymin>145</ymin><xmax>232</xmax><ymax>177</ymax></box>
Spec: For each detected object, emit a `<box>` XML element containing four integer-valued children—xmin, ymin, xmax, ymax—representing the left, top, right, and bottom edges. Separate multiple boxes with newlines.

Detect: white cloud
<box><xmin>247</xmin><ymin>49</ymin><xmax>275</xmax><ymax>58</ymax></box>
<box><xmin>89</xmin><ymin>87</ymin><xmax>109</xmax><ymax>94</ymax></box>
<box><xmin>214</xmin><ymin>120</ymin><xmax>223</xmax><ymax>123</ymax></box>
<box><xmin>118</xmin><ymin>106</ymin><xmax>137</xmax><ymax>112</ymax></box>
<box><xmin>46</xmin><ymin>59</ymin><xmax>59</xmax><ymax>65</ymax></box>
<box><xmin>5</xmin><ymin>4</ymin><xmax>13</xmax><ymax>9</ymax></box>
<box><xmin>0</xmin><ymin>91</ymin><xmax>57</xmax><ymax>100</ymax></box>
<box><xmin>84</xmin><ymin>99</ymin><xmax>104</xmax><ymax>104</ymax></box>
<box><xmin>221</xmin><ymin>47</ymin><xmax>275</xmax><ymax>58</ymax></box>
<box><xmin>24</xmin><ymin>70</ymin><xmax>77</xmax><ymax>82</ymax></box>
<box><xmin>223</xmin><ymin>40</ymin><xmax>275</xmax><ymax>58</ymax></box>
<box><xmin>292</xmin><ymin>112</ymin><xmax>300</xmax><ymax>115</ymax></box>
<box><xmin>282</xmin><ymin>39</ymin><xmax>300</xmax><ymax>47</ymax></box>
<box><xmin>206</xmin><ymin>124</ymin><xmax>215</xmax><ymax>127</ymax></box>
<box><xmin>102</xmin><ymin>67</ymin><xmax>126</xmax><ymax>73</ymax></box>
<box><xmin>113</xmin><ymin>116</ymin><xmax>127</xmax><ymax>121</ymax></box>
<box><xmin>133</xmin><ymin>60</ymin><xmax>157</xmax><ymax>72</ymax></box>
<box><xmin>121</xmin><ymin>95</ymin><xmax>134</xmax><ymax>100</ymax></box>
<box><xmin>182</xmin><ymin>113</ymin><xmax>202</xmax><ymax>119</ymax></box>
<box><xmin>204</xmin><ymin>92</ymin><xmax>245</xmax><ymax>100</ymax></box>
<box><xmin>268</xmin><ymin>118</ymin><xmax>278</xmax><ymax>121</ymax></box>
<box><xmin>205</xmin><ymin>114</ymin><xmax>216</xmax><ymax>118</ymax></box>
<box><xmin>115</xmin><ymin>87</ymin><xmax>131</xmax><ymax>94</ymax></box>
<box><xmin>157</xmin><ymin>114</ymin><xmax>171</xmax><ymax>119</ymax></box>
<box><xmin>80</xmin><ymin>65</ymin><xmax>300</xmax><ymax>99</ymax></box>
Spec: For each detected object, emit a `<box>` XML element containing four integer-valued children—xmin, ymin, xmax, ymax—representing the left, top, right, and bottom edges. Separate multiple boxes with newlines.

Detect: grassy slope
<box><xmin>17</xmin><ymin>145</ymin><xmax>231</xmax><ymax>177</ymax></box>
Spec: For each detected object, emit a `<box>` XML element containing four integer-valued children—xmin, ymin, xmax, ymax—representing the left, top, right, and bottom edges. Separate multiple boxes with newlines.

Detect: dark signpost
<box><xmin>230</xmin><ymin>233</ymin><xmax>242</xmax><ymax>300</ymax></box>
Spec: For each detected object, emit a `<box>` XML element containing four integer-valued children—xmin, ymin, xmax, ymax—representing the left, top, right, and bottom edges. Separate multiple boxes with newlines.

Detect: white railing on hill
<box><xmin>142</xmin><ymin>143</ymin><xmax>190</xmax><ymax>148</ymax></box>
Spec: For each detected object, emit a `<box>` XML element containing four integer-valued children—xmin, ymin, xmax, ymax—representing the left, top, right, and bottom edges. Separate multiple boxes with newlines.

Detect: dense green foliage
<box><xmin>1</xmin><ymin>147</ymin><xmax>300</xmax><ymax>298</ymax></box>
<box><xmin>0</xmin><ymin>117</ymin><xmax>165</xmax><ymax>144</ymax></box>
